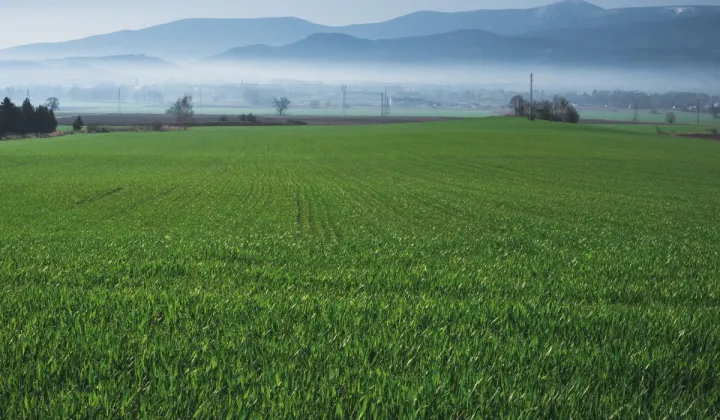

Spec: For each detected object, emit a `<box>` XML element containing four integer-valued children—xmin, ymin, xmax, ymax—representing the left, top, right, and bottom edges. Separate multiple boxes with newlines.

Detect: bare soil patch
<box><xmin>672</xmin><ymin>133</ymin><xmax>720</xmax><ymax>141</ymax></box>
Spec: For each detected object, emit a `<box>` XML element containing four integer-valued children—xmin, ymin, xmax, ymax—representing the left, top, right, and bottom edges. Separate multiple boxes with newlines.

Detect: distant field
<box><xmin>586</xmin><ymin>123</ymin><xmax>720</xmax><ymax>136</ymax></box>
<box><xmin>579</xmin><ymin>107</ymin><xmax>719</xmax><ymax>125</ymax></box>
<box><xmin>55</xmin><ymin>113</ymin><xmax>459</xmax><ymax>127</ymax></box>
<box><xmin>56</xmin><ymin>102</ymin><xmax>496</xmax><ymax>118</ymax></box>
<box><xmin>55</xmin><ymin>102</ymin><xmax>720</xmax><ymax>125</ymax></box>
<box><xmin>1</xmin><ymin>119</ymin><xmax>719</xmax><ymax>417</ymax></box>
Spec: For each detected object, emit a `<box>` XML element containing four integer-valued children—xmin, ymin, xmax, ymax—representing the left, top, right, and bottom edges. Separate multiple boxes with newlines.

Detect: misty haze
<box><xmin>1</xmin><ymin>0</ymin><xmax>719</xmax><ymax>93</ymax></box>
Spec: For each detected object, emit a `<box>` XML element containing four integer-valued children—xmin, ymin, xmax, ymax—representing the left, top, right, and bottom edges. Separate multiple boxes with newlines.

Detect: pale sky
<box><xmin>1</xmin><ymin>0</ymin><xmax>719</xmax><ymax>49</ymax></box>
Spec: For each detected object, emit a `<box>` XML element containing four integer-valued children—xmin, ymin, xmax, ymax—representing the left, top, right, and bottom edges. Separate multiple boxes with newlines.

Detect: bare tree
<box><xmin>166</xmin><ymin>95</ymin><xmax>194</xmax><ymax>129</ymax></box>
<box><xmin>509</xmin><ymin>95</ymin><xmax>526</xmax><ymax>117</ymax></box>
<box><xmin>273</xmin><ymin>97</ymin><xmax>291</xmax><ymax>115</ymax></box>
<box><xmin>45</xmin><ymin>97</ymin><xmax>60</xmax><ymax>112</ymax></box>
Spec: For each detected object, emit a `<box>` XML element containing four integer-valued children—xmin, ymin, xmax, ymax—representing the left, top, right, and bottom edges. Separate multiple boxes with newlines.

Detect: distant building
<box><xmin>392</xmin><ymin>95</ymin><xmax>438</xmax><ymax>108</ymax></box>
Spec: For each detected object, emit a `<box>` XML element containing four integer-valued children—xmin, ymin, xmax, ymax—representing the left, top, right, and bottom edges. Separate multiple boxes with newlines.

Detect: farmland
<box><xmin>1</xmin><ymin>118</ymin><xmax>719</xmax><ymax>417</ymax></box>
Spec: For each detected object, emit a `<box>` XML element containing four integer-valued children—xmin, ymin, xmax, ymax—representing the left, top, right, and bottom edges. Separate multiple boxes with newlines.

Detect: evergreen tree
<box><xmin>0</xmin><ymin>107</ymin><xmax>6</xmax><ymax>137</ymax></box>
<box><xmin>0</xmin><ymin>97</ymin><xmax>57</xmax><ymax>135</ymax></box>
<box><xmin>34</xmin><ymin>106</ymin><xmax>58</xmax><ymax>133</ymax></box>
<box><xmin>46</xmin><ymin>108</ymin><xmax>58</xmax><ymax>133</ymax></box>
<box><xmin>0</xmin><ymin>97</ymin><xmax>20</xmax><ymax>134</ymax></box>
<box><xmin>20</xmin><ymin>98</ymin><xmax>36</xmax><ymax>134</ymax></box>
<box><xmin>73</xmin><ymin>116</ymin><xmax>84</xmax><ymax>131</ymax></box>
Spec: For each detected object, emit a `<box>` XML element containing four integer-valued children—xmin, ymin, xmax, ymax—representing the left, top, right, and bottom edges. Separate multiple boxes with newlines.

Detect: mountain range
<box><xmin>2</xmin><ymin>0</ymin><xmax>720</xmax><ymax>64</ymax></box>
<box><xmin>209</xmin><ymin>30</ymin><xmax>598</xmax><ymax>66</ymax></box>
<box><xmin>207</xmin><ymin>15</ymin><xmax>720</xmax><ymax>69</ymax></box>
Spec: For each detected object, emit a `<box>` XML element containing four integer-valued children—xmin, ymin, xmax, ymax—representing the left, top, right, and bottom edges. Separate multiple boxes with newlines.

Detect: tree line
<box><xmin>165</xmin><ymin>95</ymin><xmax>291</xmax><ymax>129</ymax></box>
<box><xmin>0</xmin><ymin>97</ymin><xmax>58</xmax><ymax>136</ymax></box>
<box><xmin>510</xmin><ymin>95</ymin><xmax>580</xmax><ymax>123</ymax></box>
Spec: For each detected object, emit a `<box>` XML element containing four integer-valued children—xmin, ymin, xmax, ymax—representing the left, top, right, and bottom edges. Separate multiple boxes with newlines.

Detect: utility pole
<box><xmin>381</xmin><ymin>92</ymin><xmax>385</xmax><ymax>124</ymax></box>
<box><xmin>529</xmin><ymin>73</ymin><xmax>535</xmax><ymax>121</ymax></box>
<box><xmin>697</xmin><ymin>98</ymin><xmax>700</xmax><ymax>125</ymax></box>
<box><xmin>384</xmin><ymin>89</ymin><xmax>389</xmax><ymax>116</ymax></box>
<box><xmin>26</xmin><ymin>89</ymin><xmax>29</xmax><ymax>100</ymax></box>
<box><xmin>341</xmin><ymin>85</ymin><xmax>347</xmax><ymax>115</ymax></box>
<box><xmin>530</xmin><ymin>73</ymin><xmax>533</xmax><ymax>103</ymax></box>
<box><xmin>633</xmin><ymin>98</ymin><xmax>639</xmax><ymax>122</ymax></box>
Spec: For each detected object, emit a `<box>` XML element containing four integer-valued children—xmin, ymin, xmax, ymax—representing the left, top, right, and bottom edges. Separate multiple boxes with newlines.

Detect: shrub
<box><xmin>525</xmin><ymin>96</ymin><xmax>579</xmax><ymax>124</ymax></box>
<box><xmin>238</xmin><ymin>114</ymin><xmax>247</xmax><ymax>122</ymax></box>
<box><xmin>166</xmin><ymin>95</ymin><xmax>194</xmax><ymax>129</ymax></box>
<box><xmin>151</xmin><ymin>121</ymin><xmax>164</xmax><ymax>131</ymax></box>
<box><xmin>534</xmin><ymin>100</ymin><xmax>556</xmax><ymax>122</ymax></box>
<box><xmin>246</xmin><ymin>113</ymin><xmax>258</xmax><ymax>123</ymax></box>
<box><xmin>87</xmin><ymin>124</ymin><xmax>111</xmax><ymax>133</ymax></box>
<box><xmin>564</xmin><ymin>106</ymin><xmax>580</xmax><ymax>124</ymax></box>
<box><xmin>666</xmin><ymin>112</ymin><xmax>676</xmax><ymax>124</ymax></box>
<box><xmin>219</xmin><ymin>115</ymin><xmax>229</xmax><ymax>122</ymax></box>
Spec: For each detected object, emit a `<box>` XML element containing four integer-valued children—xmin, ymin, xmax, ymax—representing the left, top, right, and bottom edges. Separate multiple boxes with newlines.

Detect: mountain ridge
<box><xmin>523</xmin><ymin>15</ymin><xmax>720</xmax><ymax>53</ymax></box>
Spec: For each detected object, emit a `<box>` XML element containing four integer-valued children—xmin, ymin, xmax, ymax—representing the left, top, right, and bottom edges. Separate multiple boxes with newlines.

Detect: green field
<box><xmin>1</xmin><ymin>119</ymin><xmax>719</xmax><ymax>417</ymax></box>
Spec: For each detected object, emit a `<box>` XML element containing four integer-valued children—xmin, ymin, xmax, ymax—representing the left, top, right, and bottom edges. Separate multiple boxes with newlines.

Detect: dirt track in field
<box><xmin>579</xmin><ymin>119</ymin><xmax>668</xmax><ymax>125</ymax></box>
<box><xmin>56</xmin><ymin>114</ymin><xmax>460</xmax><ymax>126</ymax></box>
<box><xmin>672</xmin><ymin>133</ymin><xmax>720</xmax><ymax>141</ymax></box>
